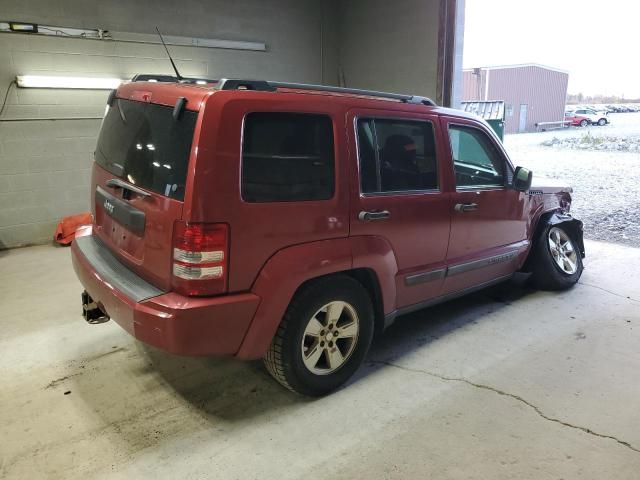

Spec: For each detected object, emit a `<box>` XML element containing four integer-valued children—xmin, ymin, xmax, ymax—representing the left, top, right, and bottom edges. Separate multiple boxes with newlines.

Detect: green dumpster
<box><xmin>460</xmin><ymin>101</ymin><xmax>505</xmax><ymax>141</ymax></box>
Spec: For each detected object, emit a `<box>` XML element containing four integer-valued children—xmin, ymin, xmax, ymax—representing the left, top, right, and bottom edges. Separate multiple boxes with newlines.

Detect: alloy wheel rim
<box><xmin>548</xmin><ymin>227</ymin><xmax>578</xmax><ymax>274</ymax></box>
<box><xmin>300</xmin><ymin>301</ymin><xmax>359</xmax><ymax>375</ymax></box>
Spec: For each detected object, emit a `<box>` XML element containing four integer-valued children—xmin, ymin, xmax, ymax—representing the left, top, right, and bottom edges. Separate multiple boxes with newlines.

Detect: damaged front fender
<box><xmin>522</xmin><ymin>211</ymin><xmax>586</xmax><ymax>274</ymax></box>
<box><xmin>545</xmin><ymin>212</ymin><xmax>585</xmax><ymax>258</ymax></box>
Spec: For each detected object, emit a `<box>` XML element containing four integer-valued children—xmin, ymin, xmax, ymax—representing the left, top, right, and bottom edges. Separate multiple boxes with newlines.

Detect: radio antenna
<box><xmin>155</xmin><ymin>26</ymin><xmax>183</xmax><ymax>81</ymax></box>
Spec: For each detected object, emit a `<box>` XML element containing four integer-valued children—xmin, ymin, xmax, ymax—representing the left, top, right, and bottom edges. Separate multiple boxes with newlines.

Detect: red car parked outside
<box><xmin>565</xmin><ymin>112</ymin><xmax>591</xmax><ymax>127</ymax></box>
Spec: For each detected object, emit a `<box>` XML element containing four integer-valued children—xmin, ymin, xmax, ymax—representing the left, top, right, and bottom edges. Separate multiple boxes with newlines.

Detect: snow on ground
<box><xmin>504</xmin><ymin>112</ymin><xmax>640</xmax><ymax>247</ymax></box>
<box><xmin>541</xmin><ymin>134</ymin><xmax>640</xmax><ymax>152</ymax></box>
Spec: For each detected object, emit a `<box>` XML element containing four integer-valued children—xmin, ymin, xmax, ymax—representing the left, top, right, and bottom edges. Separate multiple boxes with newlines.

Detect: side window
<box><xmin>242</xmin><ymin>113</ymin><xmax>334</xmax><ymax>202</ymax></box>
<box><xmin>357</xmin><ymin>118</ymin><xmax>438</xmax><ymax>194</ymax></box>
<box><xmin>448</xmin><ymin>125</ymin><xmax>505</xmax><ymax>188</ymax></box>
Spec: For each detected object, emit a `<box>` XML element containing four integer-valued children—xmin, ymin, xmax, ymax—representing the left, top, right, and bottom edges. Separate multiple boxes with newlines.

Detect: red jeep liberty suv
<box><xmin>72</xmin><ymin>77</ymin><xmax>585</xmax><ymax>396</ymax></box>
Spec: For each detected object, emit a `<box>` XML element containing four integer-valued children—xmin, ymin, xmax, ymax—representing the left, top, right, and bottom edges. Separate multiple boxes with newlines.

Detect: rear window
<box><xmin>95</xmin><ymin>98</ymin><xmax>197</xmax><ymax>200</ymax></box>
<box><xmin>241</xmin><ymin>112</ymin><xmax>335</xmax><ymax>202</ymax></box>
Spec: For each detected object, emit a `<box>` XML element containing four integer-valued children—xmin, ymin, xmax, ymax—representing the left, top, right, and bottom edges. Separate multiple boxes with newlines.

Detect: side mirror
<box><xmin>513</xmin><ymin>166</ymin><xmax>533</xmax><ymax>192</ymax></box>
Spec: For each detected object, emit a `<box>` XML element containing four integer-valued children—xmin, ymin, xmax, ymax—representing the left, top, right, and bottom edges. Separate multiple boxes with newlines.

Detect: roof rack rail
<box><xmin>131</xmin><ymin>75</ymin><xmax>437</xmax><ymax>106</ymax></box>
<box><xmin>217</xmin><ymin>79</ymin><xmax>276</xmax><ymax>91</ymax></box>
<box><xmin>131</xmin><ymin>74</ymin><xmax>218</xmax><ymax>84</ymax></box>
<box><xmin>217</xmin><ymin>78</ymin><xmax>436</xmax><ymax>106</ymax></box>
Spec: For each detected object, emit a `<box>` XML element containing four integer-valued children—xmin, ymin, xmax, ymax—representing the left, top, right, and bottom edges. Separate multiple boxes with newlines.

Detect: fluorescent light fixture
<box><xmin>111</xmin><ymin>31</ymin><xmax>266</xmax><ymax>52</ymax></box>
<box><xmin>9</xmin><ymin>22</ymin><xmax>38</xmax><ymax>32</ymax></box>
<box><xmin>16</xmin><ymin>75</ymin><xmax>124</xmax><ymax>89</ymax></box>
<box><xmin>1</xmin><ymin>22</ymin><xmax>106</xmax><ymax>38</ymax></box>
<box><xmin>1</xmin><ymin>21</ymin><xmax>265</xmax><ymax>52</ymax></box>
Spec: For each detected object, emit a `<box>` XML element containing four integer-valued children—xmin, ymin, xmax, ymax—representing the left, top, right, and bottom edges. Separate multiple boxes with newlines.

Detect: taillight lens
<box><xmin>172</xmin><ymin>222</ymin><xmax>229</xmax><ymax>296</ymax></box>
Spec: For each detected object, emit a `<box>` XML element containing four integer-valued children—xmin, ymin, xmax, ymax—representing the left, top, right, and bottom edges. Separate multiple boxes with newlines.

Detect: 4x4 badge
<box><xmin>103</xmin><ymin>199</ymin><xmax>115</xmax><ymax>214</ymax></box>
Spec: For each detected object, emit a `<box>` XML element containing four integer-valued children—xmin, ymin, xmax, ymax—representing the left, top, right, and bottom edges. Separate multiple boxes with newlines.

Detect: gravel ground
<box><xmin>504</xmin><ymin>112</ymin><xmax>640</xmax><ymax>248</ymax></box>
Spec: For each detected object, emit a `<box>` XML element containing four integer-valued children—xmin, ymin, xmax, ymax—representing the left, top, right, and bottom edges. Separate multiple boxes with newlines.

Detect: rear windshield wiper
<box><xmin>117</xmin><ymin>100</ymin><xmax>127</xmax><ymax>123</ymax></box>
<box><xmin>106</xmin><ymin>178</ymin><xmax>151</xmax><ymax>197</ymax></box>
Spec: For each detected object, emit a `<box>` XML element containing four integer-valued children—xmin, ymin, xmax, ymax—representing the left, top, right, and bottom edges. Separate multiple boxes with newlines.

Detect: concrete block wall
<box><xmin>339</xmin><ymin>0</ymin><xmax>442</xmax><ymax>100</ymax></box>
<box><xmin>0</xmin><ymin>0</ymin><xmax>339</xmax><ymax>248</ymax></box>
<box><xmin>0</xmin><ymin>118</ymin><xmax>100</xmax><ymax>248</ymax></box>
<box><xmin>0</xmin><ymin>0</ymin><xmax>454</xmax><ymax>248</ymax></box>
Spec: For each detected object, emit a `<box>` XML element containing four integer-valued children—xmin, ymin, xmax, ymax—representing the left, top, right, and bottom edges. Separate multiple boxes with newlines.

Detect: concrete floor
<box><xmin>1</xmin><ymin>240</ymin><xmax>639</xmax><ymax>479</ymax></box>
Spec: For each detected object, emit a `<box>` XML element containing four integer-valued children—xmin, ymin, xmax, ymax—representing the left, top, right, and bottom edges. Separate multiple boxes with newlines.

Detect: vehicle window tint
<box><xmin>242</xmin><ymin>113</ymin><xmax>334</xmax><ymax>202</ymax></box>
<box><xmin>448</xmin><ymin>125</ymin><xmax>505</xmax><ymax>188</ymax></box>
<box><xmin>356</xmin><ymin>119</ymin><xmax>379</xmax><ymax>193</ymax></box>
<box><xmin>357</xmin><ymin>118</ymin><xmax>438</xmax><ymax>193</ymax></box>
<box><xmin>95</xmin><ymin>98</ymin><xmax>197</xmax><ymax>200</ymax></box>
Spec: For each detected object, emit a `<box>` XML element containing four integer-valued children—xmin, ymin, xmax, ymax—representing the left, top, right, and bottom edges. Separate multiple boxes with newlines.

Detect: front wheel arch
<box><xmin>522</xmin><ymin>211</ymin><xmax>585</xmax><ymax>273</ymax></box>
<box><xmin>528</xmin><ymin>222</ymin><xmax>584</xmax><ymax>290</ymax></box>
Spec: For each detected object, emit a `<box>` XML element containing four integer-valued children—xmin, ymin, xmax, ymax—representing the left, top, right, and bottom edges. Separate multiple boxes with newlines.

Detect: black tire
<box><xmin>264</xmin><ymin>275</ymin><xmax>374</xmax><ymax>396</ymax></box>
<box><xmin>598</xmin><ymin>118</ymin><xmax>606</xmax><ymax>126</ymax></box>
<box><xmin>580</xmin><ymin>119</ymin><xmax>589</xmax><ymax>127</ymax></box>
<box><xmin>529</xmin><ymin>224</ymin><xmax>583</xmax><ymax>291</ymax></box>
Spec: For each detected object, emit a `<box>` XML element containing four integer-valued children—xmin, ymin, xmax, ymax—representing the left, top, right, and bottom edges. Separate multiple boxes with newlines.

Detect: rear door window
<box><xmin>357</xmin><ymin>118</ymin><xmax>438</xmax><ymax>194</ymax></box>
<box><xmin>95</xmin><ymin>98</ymin><xmax>197</xmax><ymax>200</ymax></box>
<box><xmin>241</xmin><ymin>112</ymin><xmax>335</xmax><ymax>202</ymax></box>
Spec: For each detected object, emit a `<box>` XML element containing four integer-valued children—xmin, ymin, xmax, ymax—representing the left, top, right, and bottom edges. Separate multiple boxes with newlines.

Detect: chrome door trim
<box><xmin>447</xmin><ymin>245</ymin><xmax>525</xmax><ymax>277</ymax></box>
<box><xmin>405</xmin><ymin>268</ymin><xmax>447</xmax><ymax>286</ymax></box>
<box><xmin>403</xmin><ymin>242</ymin><xmax>528</xmax><ymax>287</ymax></box>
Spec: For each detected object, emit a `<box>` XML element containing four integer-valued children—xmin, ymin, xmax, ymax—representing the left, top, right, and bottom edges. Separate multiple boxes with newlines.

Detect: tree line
<box><xmin>567</xmin><ymin>93</ymin><xmax>640</xmax><ymax>105</ymax></box>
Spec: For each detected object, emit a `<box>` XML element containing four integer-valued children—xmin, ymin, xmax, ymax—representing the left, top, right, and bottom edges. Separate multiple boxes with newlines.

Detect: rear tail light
<box><xmin>172</xmin><ymin>222</ymin><xmax>229</xmax><ymax>296</ymax></box>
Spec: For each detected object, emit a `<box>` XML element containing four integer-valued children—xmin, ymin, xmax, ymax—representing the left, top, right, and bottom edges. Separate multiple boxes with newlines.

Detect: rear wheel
<box><xmin>530</xmin><ymin>225</ymin><xmax>583</xmax><ymax>290</ymax></box>
<box><xmin>264</xmin><ymin>275</ymin><xmax>374</xmax><ymax>396</ymax></box>
<box><xmin>580</xmin><ymin>119</ymin><xmax>589</xmax><ymax>127</ymax></box>
<box><xmin>598</xmin><ymin>118</ymin><xmax>606</xmax><ymax>126</ymax></box>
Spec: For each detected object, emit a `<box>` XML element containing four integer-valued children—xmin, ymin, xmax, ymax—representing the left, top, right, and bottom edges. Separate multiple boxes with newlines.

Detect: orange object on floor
<box><xmin>54</xmin><ymin>213</ymin><xmax>92</xmax><ymax>246</ymax></box>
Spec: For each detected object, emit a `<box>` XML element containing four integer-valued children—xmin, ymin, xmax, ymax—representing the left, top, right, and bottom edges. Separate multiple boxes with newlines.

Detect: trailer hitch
<box><xmin>81</xmin><ymin>291</ymin><xmax>110</xmax><ymax>324</ymax></box>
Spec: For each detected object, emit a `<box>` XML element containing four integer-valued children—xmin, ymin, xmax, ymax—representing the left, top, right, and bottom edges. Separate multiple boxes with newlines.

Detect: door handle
<box><xmin>358</xmin><ymin>210</ymin><xmax>391</xmax><ymax>222</ymax></box>
<box><xmin>454</xmin><ymin>203</ymin><xmax>478</xmax><ymax>213</ymax></box>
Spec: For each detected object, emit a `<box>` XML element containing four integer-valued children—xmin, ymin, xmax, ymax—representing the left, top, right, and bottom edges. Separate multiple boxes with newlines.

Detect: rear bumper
<box><xmin>71</xmin><ymin>233</ymin><xmax>260</xmax><ymax>356</ymax></box>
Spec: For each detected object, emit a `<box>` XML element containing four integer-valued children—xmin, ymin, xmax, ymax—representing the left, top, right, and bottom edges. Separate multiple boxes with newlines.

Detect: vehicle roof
<box><xmin>116</xmin><ymin>81</ymin><xmax>214</xmax><ymax>111</ymax></box>
<box><xmin>115</xmin><ymin>79</ymin><xmax>482</xmax><ymax>122</ymax></box>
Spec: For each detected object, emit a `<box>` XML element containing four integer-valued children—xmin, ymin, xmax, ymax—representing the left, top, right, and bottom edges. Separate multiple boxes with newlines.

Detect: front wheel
<box><xmin>529</xmin><ymin>225</ymin><xmax>583</xmax><ymax>290</ymax></box>
<box><xmin>264</xmin><ymin>275</ymin><xmax>374</xmax><ymax>396</ymax></box>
